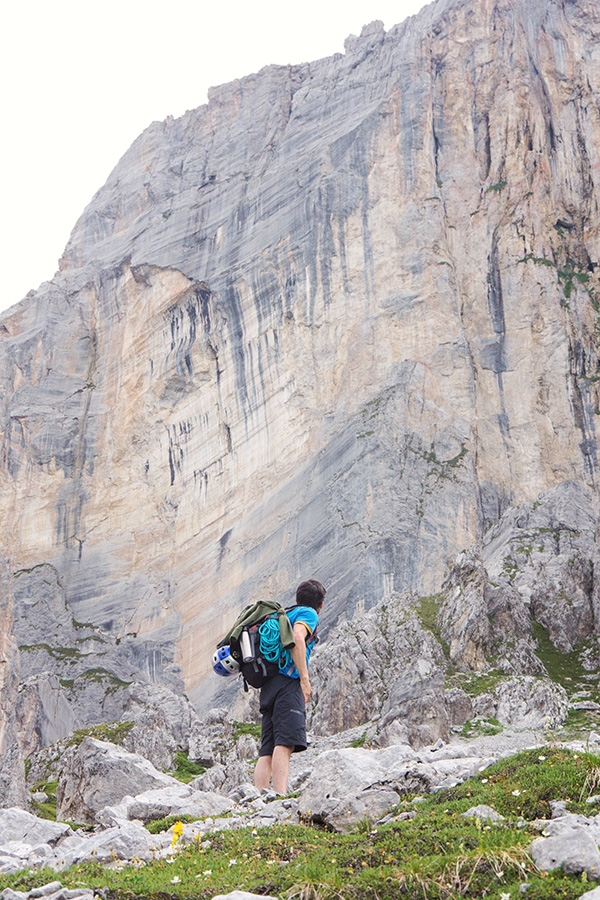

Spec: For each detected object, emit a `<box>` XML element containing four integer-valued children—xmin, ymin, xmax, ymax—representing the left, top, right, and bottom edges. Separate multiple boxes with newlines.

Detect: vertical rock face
<box><xmin>0</xmin><ymin>0</ymin><xmax>599</xmax><ymax>733</ymax></box>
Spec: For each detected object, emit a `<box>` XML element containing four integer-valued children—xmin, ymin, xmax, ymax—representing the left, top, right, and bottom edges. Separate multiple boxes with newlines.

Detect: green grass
<box><xmin>65</xmin><ymin>720</ymin><xmax>135</xmax><ymax>749</ymax></box>
<box><xmin>171</xmin><ymin>751</ymin><xmax>207</xmax><ymax>783</ymax></box>
<box><xmin>460</xmin><ymin>716</ymin><xmax>503</xmax><ymax>738</ymax></box>
<box><xmin>30</xmin><ymin>779</ymin><xmax>58</xmax><ymax>821</ymax></box>
<box><xmin>6</xmin><ymin>747</ymin><xmax>600</xmax><ymax>899</ymax></box>
<box><xmin>349</xmin><ymin>731</ymin><xmax>368</xmax><ymax>748</ymax></box>
<box><xmin>532</xmin><ymin>622</ymin><xmax>597</xmax><ymax>699</ymax></box>
<box><xmin>459</xmin><ymin>671</ymin><xmax>505</xmax><ymax>697</ymax></box>
<box><xmin>232</xmin><ymin>721</ymin><xmax>262</xmax><ymax>742</ymax></box>
<box><xmin>415</xmin><ymin>594</ymin><xmax>451</xmax><ymax>660</ymax></box>
<box><xmin>146</xmin><ymin>814</ymin><xmax>199</xmax><ymax>834</ymax></box>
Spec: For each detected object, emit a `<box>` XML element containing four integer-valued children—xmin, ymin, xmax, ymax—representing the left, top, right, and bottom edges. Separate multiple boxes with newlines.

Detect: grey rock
<box><xmin>473</xmin><ymin>677</ymin><xmax>568</xmax><ymax>731</ymax></box>
<box><xmin>0</xmin><ymin>841</ymin><xmax>36</xmax><ymax>860</ymax></box>
<box><xmin>28</xmin><ymin>885</ymin><xmax>63</xmax><ymax>898</ymax></box>
<box><xmin>463</xmin><ymin>804</ymin><xmax>505</xmax><ymax>823</ymax></box>
<box><xmin>234</xmin><ymin>734</ymin><xmax>259</xmax><ymax>761</ymax></box>
<box><xmin>121</xmin><ymin>707</ymin><xmax>178</xmax><ymax>771</ymax></box>
<box><xmin>297</xmin><ymin>745</ymin><xmax>434</xmax><ymax>830</ymax></box>
<box><xmin>0</xmin><ymin>808</ymin><xmax>71</xmax><ymax>847</ymax></box>
<box><xmin>220</xmin><ymin>760</ymin><xmax>253</xmax><ymax>794</ymax></box>
<box><xmin>27</xmin><ymin>843</ymin><xmax>56</xmax><ymax>868</ymax></box>
<box><xmin>54</xmin><ymin>820</ymin><xmax>157</xmax><ymax>868</ymax></box>
<box><xmin>127</xmin><ymin>784</ymin><xmax>233</xmax><ymax>822</ymax></box>
<box><xmin>228</xmin><ymin>783</ymin><xmax>261</xmax><ymax>804</ymax></box>
<box><xmin>56</xmin><ymin>737</ymin><xmax>180</xmax><ymax>824</ymax></box>
<box><xmin>0</xmin><ymin>858</ymin><xmax>22</xmax><ymax>875</ymax></box>
<box><xmin>579</xmin><ymin>887</ymin><xmax>600</xmax><ymax>900</ymax></box>
<box><xmin>309</xmin><ymin>593</ymin><xmax>450</xmax><ymax>746</ymax></box>
<box><xmin>530</xmin><ymin>827</ymin><xmax>600</xmax><ymax>878</ymax></box>
<box><xmin>16</xmin><ymin>674</ymin><xmax>76</xmax><ymax>758</ymax></box>
<box><xmin>191</xmin><ymin>764</ymin><xmax>227</xmax><ymax>793</ymax></box>
<box><xmin>439</xmin><ymin>482</ymin><xmax>600</xmax><ymax>677</ymax></box>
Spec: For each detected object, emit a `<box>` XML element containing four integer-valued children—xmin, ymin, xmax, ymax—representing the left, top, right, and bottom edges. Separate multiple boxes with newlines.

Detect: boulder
<box><xmin>53</xmin><ymin>820</ymin><xmax>158</xmax><ymax>869</ymax></box>
<box><xmin>126</xmin><ymin>784</ymin><xmax>233</xmax><ymax>822</ymax></box>
<box><xmin>472</xmin><ymin>676</ymin><xmax>568</xmax><ymax>730</ymax></box>
<box><xmin>0</xmin><ymin>808</ymin><xmax>71</xmax><ymax>846</ymax></box>
<box><xmin>463</xmin><ymin>805</ymin><xmax>504</xmax><ymax>823</ymax></box>
<box><xmin>56</xmin><ymin>737</ymin><xmax>180</xmax><ymax>824</ymax></box>
<box><xmin>580</xmin><ymin>888</ymin><xmax>600</xmax><ymax>900</ymax></box>
<box><xmin>297</xmin><ymin>745</ymin><xmax>432</xmax><ymax>831</ymax></box>
<box><xmin>530</xmin><ymin>827</ymin><xmax>600</xmax><ymax>878</ymax></box>
<box><xmin>191</xmin><ymin>764</ymin><xmax>227</xmax><ymax>793</ymax></box>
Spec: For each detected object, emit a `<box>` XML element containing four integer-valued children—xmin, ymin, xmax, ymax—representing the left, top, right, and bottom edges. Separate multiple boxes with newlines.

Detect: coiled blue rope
<box><xmin>258</xmin><ymin>617</ymin><xmax>283</xmax><ymax>663</ymax></box>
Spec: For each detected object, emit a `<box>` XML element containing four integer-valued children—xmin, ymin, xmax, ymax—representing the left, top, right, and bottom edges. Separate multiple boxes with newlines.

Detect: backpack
<box><xmin>216</xmin><ymin>599</ymin><xmax>296</xmax><ymax>691</ymax></box>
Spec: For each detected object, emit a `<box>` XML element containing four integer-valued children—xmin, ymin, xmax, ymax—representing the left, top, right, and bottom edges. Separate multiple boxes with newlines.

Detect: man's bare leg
<box><xmin>254</xmin><ymin>754</ymin><xmax>272</xmax><ymax>790</ymax></box>
<box><xmin>272</xmin><ymin>745</ymin><xmax>293</xmax><ymax>794</ymax></box>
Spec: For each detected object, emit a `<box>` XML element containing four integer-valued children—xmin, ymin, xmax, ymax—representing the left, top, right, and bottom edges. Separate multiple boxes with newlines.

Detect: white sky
<box><xmin>1</xmin><ymin>0</ymin><xmax>429</xmax><ymax>315</ymax></box>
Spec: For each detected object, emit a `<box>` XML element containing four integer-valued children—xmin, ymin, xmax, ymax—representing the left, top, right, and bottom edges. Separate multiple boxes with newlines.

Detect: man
<box><xmin>253</xmin><ymin>578</ymin><xmax>326</xmax><ymax>794</ymax></box>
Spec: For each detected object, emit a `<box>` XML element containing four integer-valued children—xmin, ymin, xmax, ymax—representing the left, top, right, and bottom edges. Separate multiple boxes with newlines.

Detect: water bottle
<box><xmin>240</xmin><ymin>629</ymin><xmax>253</xmax><ymax>662</ymax></box>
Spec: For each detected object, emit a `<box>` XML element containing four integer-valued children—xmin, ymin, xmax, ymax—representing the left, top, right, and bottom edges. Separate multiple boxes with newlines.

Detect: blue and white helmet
<box><xmin>212</xmin><ymin>645</ymin><xmax>239</xmax><ymax>676</ymax></box>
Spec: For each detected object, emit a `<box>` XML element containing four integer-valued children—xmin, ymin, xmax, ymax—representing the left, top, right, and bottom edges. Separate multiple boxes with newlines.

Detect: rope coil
<box><xmin>258</xmin><ymin>617</ymin><xmax>283</xmax><ymax>663</ymax></box>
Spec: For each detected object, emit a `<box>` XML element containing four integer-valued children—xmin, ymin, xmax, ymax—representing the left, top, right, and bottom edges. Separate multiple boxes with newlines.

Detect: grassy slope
<box><xmin>5</xmin><ymin>746</ymin><xmax>600</xmax><ymax>900</ymax></box>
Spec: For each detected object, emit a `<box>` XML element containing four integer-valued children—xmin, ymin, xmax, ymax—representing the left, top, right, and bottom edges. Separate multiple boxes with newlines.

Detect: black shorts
<box><xmin>258</xmin><ymin>673</ymin><xmax>307</xmax><ymax>755</ymax></box>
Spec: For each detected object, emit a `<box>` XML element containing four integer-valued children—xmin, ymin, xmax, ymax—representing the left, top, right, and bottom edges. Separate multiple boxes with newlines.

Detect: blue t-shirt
<box><xmin>280</xmin><ymin>605</ymin><xmax>319</xmax><ymax>679</ymax></box>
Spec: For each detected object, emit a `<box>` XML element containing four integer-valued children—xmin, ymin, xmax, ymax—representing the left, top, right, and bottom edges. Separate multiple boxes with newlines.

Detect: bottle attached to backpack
<box><xmin>214</xmin><ymin>599</ymin><xmax>296</xmax><ymax>691</ymax></box>
<box><xmin>240</xmin><ymin>629</ymin><xmax>253</xmax><ymax>662</ymax></box>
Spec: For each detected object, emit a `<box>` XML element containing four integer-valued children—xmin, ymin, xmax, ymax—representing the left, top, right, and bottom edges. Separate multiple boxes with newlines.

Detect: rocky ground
<box><xmin>2</xmin><ymin>709</ymin><xmax>600</xmax><ymax>893</ymax></box>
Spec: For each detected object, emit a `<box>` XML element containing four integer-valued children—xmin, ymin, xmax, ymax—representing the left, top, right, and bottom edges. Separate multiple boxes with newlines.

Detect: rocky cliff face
<box><xmin>1</xmin><ymin>0</ymin><xmax>600</xmax><ymax>775</ymax></box>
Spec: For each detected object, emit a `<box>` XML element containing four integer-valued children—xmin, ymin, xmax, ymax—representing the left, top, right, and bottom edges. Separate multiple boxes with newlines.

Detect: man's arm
<box><xmin>290</xmin><ymin>621</ymin><xmax>311</xmax><ymax>703</ymax></box>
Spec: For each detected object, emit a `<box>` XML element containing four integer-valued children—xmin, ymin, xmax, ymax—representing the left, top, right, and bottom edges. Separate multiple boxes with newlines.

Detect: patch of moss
<box><xmin>415</xmin><ymin>594</ymin><xmax>451</xmax><ymax>661</ymax></box>
<box><xmin>145</xmin><ymin>814</ymin><xmax>198</xmax><ymax>834</ymax></box>
<box><xmin>18</xmin><ymin>643</ymin><xmax>83</xmax><ymax>660</ymax></box>
<box><xmin>232</xmin><ymin>721</ymin><xmax>262</xmax><ymax>742</ymax></box>
<box><xmin>461</xmin><ymin>717</ymin><xmax>503</xmax><ymax>738</ymax></box>
<box><xmin>349</xmin><ymin>731</ymin><xmax>368</xmax><ymax>748</ymax></box>
<box><xmin>78</xmin><ymin>667</ymin><xmax>132</xmax><ymax>687</ymax></box>
<box><xmin>461</xmin><ymin>671</ymin><xmax>504</xmax><ymax>697</ymax></box>
<box><xmin>170</xmin><ymin>751</ymin><xmax>206</xmax><ymax>784</ymax></box>
<box><xmin>30</xmin><ymin>779</ymin><xmax>58</xmax><ymax>821</ymax></box>
<box><xmin>65</xmin><ymin>720</ymin><xmax>135</xmax><ymax>749</ymax></box>
<box><xmin>532</xmin><ymin>621</ymin><xmax>592</xmax><ymax>697</ymax></box>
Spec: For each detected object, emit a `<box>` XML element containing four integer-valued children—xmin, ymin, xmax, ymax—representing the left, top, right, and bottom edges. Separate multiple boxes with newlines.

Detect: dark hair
<box><xmin>296</xmin><ymin>579</ymin><xmax>327</xmax><ymax>609</ymax></box>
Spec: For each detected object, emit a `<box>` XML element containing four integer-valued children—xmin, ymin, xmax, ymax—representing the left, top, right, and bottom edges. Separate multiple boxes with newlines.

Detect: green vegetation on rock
<box><xmin>65</xmin><ymin>721</ymin><xmax>135</xmax><ymax>749</ymax></box>
<box><xmin>171</xmin><ymin>751</ymin><xmax>206</xmax><ymax>783</ymax></box>
<box><xmin>6</xmin><ymin>747</ymin><xmax>600</xmax><ymax>900</ymax></box>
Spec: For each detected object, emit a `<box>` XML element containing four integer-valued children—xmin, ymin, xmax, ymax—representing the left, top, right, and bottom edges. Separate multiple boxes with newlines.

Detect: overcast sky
<box><xmin>1</xmin><ymin>0</ymin><xmax>429</xmax><ymax>315</ymax></box>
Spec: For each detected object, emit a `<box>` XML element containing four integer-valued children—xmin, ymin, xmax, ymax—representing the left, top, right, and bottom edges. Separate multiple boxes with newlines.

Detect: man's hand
<box><xmin>299</xmin><ymin>674</ymin><xmax>311</xmax><ymax>704</ymax></box>
<box><xmin>291</xmin><ymin>621</ymin><xmax>312</xmax><ymax>704</ymax></box>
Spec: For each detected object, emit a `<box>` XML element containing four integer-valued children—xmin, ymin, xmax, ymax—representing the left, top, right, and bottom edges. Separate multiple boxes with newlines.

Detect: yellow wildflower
<box><xmin>171</xmin><ymin>820</ymin><xmax>184</xmax><ymax>849</ymax></box>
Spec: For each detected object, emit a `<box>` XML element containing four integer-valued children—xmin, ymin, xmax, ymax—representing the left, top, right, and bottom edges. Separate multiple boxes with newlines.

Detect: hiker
<box><xmin>253</xmin><ymin>578</ymin><xmax>326</xmax><ymax>794</ymax></box>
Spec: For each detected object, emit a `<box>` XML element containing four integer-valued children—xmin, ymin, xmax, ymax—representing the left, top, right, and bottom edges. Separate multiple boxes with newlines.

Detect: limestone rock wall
<box><xmin>0</xmin><ymin>0</ymin><xmax>599</xmax><ymax>729</ymax></box>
